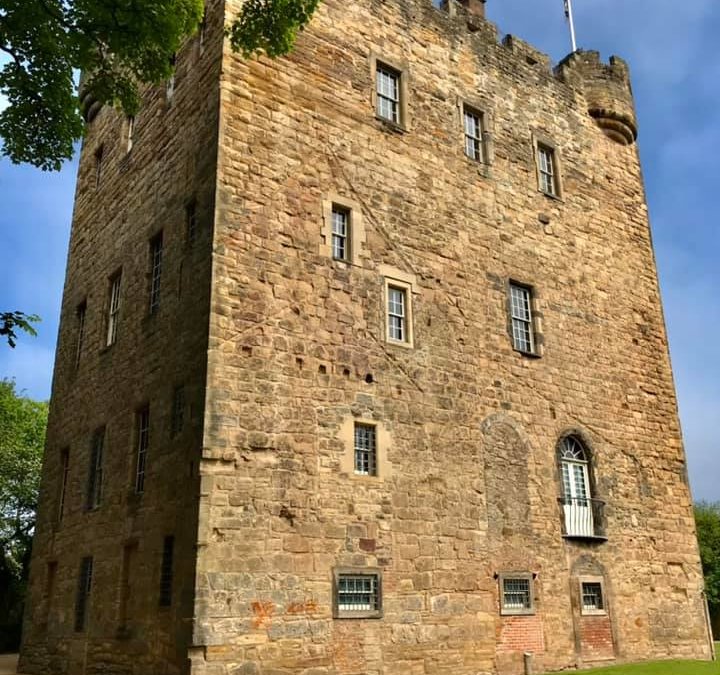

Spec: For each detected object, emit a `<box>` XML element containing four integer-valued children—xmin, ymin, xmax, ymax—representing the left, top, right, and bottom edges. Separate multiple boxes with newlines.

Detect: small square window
<box><xmin>537</xmin><ymin>143</ymin><xmax>558</xmax><ymax>196</ymax></box>
<box><xmin>509</xmin><ymin>282</ymin><xmax>536</xmax><ymax>355</ymax></box>
<box><xmin>464</xmin><ymin>106</ymin><xmax>485</xmax><ymax>162</ymax></box>
<box><xmin>331</xmin><ymin>205</ymin><xmax>350</xmax><ymax>261</ymax></box>
<box><xmin>580</xmin><ymin>580</ymin><xmax>606</xmax><ymax>615</ymax></box>
<box><xmin>354</xmin><ymin>423</ymin><xmax>377</xmax><ymax>476</ymax></box>
<box><xmin>499</xmin><ymin>573</ymin><xmax>535</xmax><ymax>615</ymax></box>
<box><xmin>334</xmin><ymin>569</ymin><xmax>382</xmax><ymax>619</ymax></box>
<box><xmin>376</xmin><ymin>63</ymin><xmax>401</xmax><ymax>125</ymax></box>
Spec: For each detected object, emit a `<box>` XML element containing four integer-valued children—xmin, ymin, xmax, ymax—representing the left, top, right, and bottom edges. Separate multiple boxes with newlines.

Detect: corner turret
<box><xmin>558</xmin><ymin>50</ymin><xmax>638</xmax><ymax>145</ymax></box>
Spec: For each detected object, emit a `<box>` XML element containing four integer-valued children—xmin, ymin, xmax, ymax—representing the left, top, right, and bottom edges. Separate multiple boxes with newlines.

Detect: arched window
<box><xmin>559</xmin><ymin>436</ymin><xmax>602</xmax><ymax>538</ymax></box>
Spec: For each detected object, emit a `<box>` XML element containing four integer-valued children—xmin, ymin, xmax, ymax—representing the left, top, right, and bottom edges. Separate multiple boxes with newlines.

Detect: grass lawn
<box><xmin>543</xmin><ymin>647</ymin><xmax>719</xmax><ymax>675</ymax></box>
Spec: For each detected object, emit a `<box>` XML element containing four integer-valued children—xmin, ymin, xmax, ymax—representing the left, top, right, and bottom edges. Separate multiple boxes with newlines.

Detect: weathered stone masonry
<box><xmin>20</xmin><ymin>0</ymin><xmax>713</xmax><ymax>673</ymax></box>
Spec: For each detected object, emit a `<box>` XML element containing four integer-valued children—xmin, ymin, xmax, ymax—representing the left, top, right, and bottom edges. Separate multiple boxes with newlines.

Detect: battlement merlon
<box><xmin>557</xmin><ymin>50</ymin><xmax>638</xmax><ymax>145</ymax></box>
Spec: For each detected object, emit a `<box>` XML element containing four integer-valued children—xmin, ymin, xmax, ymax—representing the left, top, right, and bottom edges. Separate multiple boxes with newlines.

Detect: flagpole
<box><xmin>565</xmin><ymin>0</ymin><xmax>578</xmax><ymax>52</ymax></box>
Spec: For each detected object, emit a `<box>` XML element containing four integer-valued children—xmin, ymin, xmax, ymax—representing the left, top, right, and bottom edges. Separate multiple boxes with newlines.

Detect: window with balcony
<box><xmin>558</xmin><ymin>436</ymin><xmax>606</xmax><ymax>540</ymax></box>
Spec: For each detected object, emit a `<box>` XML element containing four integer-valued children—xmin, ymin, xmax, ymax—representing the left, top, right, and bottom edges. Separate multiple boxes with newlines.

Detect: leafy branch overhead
<box><xmin>0</xmin><ymin>0</ymin><xmax>321</xmax><ymax>171</ymax></box>
<box><xmin>1</xmin><ymin>312</ymin><xmax>40</xmax><ymax>348</ymax></box>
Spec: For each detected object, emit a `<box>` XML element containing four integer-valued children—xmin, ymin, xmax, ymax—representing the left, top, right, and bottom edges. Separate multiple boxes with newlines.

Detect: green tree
<box><xmin>695</xmin><ymin>501</ymin><xmax>720</xmax><ymax>637</ymax></box>
<box><xmin>0</xmin><ymin>380</ymin><xmax>48</xmax><ymax>651</ymax></box>
<box><xmin>0</xmin><ymin>0</ymin><xmax>321</xmax><ymax>171</ymax></box>
<box><xmin>1</xmin><ymin>311</ymin><xmax>40</xmax><ymax>348</ymax></box>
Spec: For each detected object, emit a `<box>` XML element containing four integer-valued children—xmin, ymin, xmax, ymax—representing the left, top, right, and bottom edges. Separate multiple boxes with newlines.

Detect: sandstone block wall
<box><xmin>191</xmin><ymin>0</ymin><xmax>711</xmax><ymax>673</ymax></box>
<box><xmin>18</xmin><ymin>2</ymin><xmax>225</xmax><ymax>673</ymax></box>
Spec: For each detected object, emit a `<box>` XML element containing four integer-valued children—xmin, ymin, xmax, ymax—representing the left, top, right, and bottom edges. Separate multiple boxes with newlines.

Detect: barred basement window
<box><xmin>331</xmin><ymin>205</ymin><xmax>350</xmax><ymax>261</ymax></box>
<box><xmin>106</xmin><ymin>271</ymin><xmax>122</xmax><ymax>346</ymax></box>
<box><xmin>171</xmin><ymin>385</ymin><xmax>185</xmax><ymax>436</ymax></box>
<box><xmin>334</xmin><ymin>569</ymin><xmax>382</xmax><ymax>619</ymax></box>
<box><xmin>376</xmin><ymin>63</ymin><xmax>401</xmax><ymax>124</ymax></box>
<box><xmin>75</xmin><ymin>301</ymin><xmax>86</xmax><ymax>367</ymax></box>
<box><xmin>87</xmin><ymin>428</ymin><xmax>104</xmax><ymax>510</ymax></box>
<box><xmin>135</xmin><ymin>407</ymin><xmax>150</xmax><ymax>494</ymax></box>
<box><xmin>509</xmin><ymin>283</ymin><xmax>536</xmax><ymax>354</ymax></box>
<box><xmin>159</xmin><ymin>535</ymin><xmax>175</xmax><ymax>607</ymax></box>
<box><xmin>499</xmin><ymin>573</ymin><xmax>535</xmax><ymax>615</ymax></box>
<box><xmin>464</xmin><ymin>106</ymin><xmax>485</xmax><ymax>162</ymax></box>
<box><xmin>537</xmin><ymin>143</ymin><xmax>558</xmax><ymax>196</ymax></box>
<box><xmin>58</xmin><ymin>448</ymin><xmax>70</xmax><ymax>522</ymax></box>
<box><xmin>74</xmin><ymin>556</ymin><xmax>93</xmax><ymax>632</ymax></box>
<box><xmin>149</xmin><ymin>232</ymin><xmax>163</xmax><ymax>314</ymax></box>
<box><xmin>580</xmin><ymin>579</ymin><xmax>606</xmax><ymax>615</ymax></box>
<box><xmin>354</xmin><ymin>423</ymin><xmax>377</xmax><ymax>476</ymax></box>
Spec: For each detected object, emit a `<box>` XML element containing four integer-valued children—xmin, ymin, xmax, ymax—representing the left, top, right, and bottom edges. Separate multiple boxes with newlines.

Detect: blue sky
<box><xmin>0</xmin><ymin>0</ymin><xmax>717</xmax><ymax>502</ymax></box>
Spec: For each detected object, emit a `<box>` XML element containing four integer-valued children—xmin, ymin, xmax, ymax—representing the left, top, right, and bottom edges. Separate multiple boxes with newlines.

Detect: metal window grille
<box><xmin>75</xmin><ymin>302</ymin><xmax>86</xmax><ymax>367</ymax></box>
<box><xmin>503</xmin><ymin>577</ymin><xmax>532</xmax><ymax>610</ymax></box>
<box><xmin>171</xmin><ymin>386</ymin><xmax>186</xmax><ymax>436</ymax></box>
<box><xmin>464</xmin><ymin>108</ymin><xmax>484</xmax><ymax>161</ymax></box>
<box><xmin>388</xmin><ymin>286</ymin><xmax>406</xmax><ymax>341</ymax></box>
<box><xmin>354</xmin><ymin>424</ymin><xmax>377</xmax><ymax>476</ymax></box>
<box><xmin>149</xmin><ymin>233</ymin><xmax>163</xmax><ymax>314</ymax></box>
<box><xmin>186</xmin><ymin>202</ymin><xmax>197</xmax><ymax>244</ymax></box>
<box><xmin>74</xmin><ymin>556</ymin><xmax>93</xmax><ymax>632</ymax></box>
<box><xmin>159</xmin><ymin>536</ymin><xmax>174</xmax><ymax>607</ymax></box>
<box><xmin>87</xmin><ymin>429</ymin><xmax>104</xmax><ymax>510</ymax></box>
<box><xmin>106</xmin><ymin>274</ymin><xmax>121</xmax><ymax>346</ymax></box>
<box><xmin>581</xmin><ymin>582</ymin><xmax>604</xmax><ymax>611</ymax></box>
<box><xmin>135</xmin><ymin>408</ymin><xmax>150</xmax><ymax>494</ymax></box>
<box><xmin>509</xmin><ymin>284</ymin><xmax>535</xmax><ymax>353</ymax></box>
<box><xmin>338</xmin><ymin>574</ymin><xmax>378</xmax><ymax>612</ymax></box>
<box><xmin>538</xmin><ymin>145</ymin><xmax>556</xmax><ymax>195</ymax></box>
<box><xmin>376</xmin><ymin>65</ymin><xmax>400</xmax><ymax>124</ymax></box>
<box><xmin>58</xmin><ymin>449</ymin><xmax>70</xmax><ymax>522</ymax></box>
<box><xmin>331</xmin><ymin>206</ymin><xmax>350</xmax><ymax>260</ymax></box>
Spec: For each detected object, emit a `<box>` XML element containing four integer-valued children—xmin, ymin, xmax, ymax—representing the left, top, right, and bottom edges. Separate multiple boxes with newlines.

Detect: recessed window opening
<box><xmin>135</xmin><ymin>407</ymin><xmax>150</xmax><ymax>494</ymax></box>
<box><xmin>74</xmin><ymin>556</ymin><xmax>93</xmax><ymax>632</ymax></box>
<box><xmin>171</xmin><ymin>386</ymin><xmax>185</xmax><ymax>436</ymax></box>
<box><xmin>537</xmin><ymin>144</ymin><xmax>557</xmax><ymax>196</ymax></box>
<box><xmin>159</xmin><ymin>535</ymin><xmax>174</xmax><ymax>607</ymax></box>
<box><xmin>464</xmin><ymin>107</ymin><xmax>484</xmax><ymax>161</ymax></box>
<box><xmin>87</xmin><ymin>428</ymin><xmax>104</xmax><ymax>510</ymax></box>
<box><xmin>106</xmin><ymin>272</ymin><xmax>122</xmax><ymax>346</ymax></box>
<box><xmin>331</xmin><ymin>205</ymin><xmax>350</xmax><ymax>261</ymax></box>
<box><xmin>186</xmin><ymin>201</ymin><xmax>197</xmax><ymax>244</ymax></box>
<box><xmin>338</xmin><ymin>574</ymin><xmax>379</xmax><ymax>612</ymax></box>
<box><xmin>58</xmin><ymin>449</ymin><xmax>70</xmax><ymax>522</ymax></box>
<box><xmin>149</xmin><ymin>232</ymin><xmax>163</xmax><ymax>314</ymax></box>
<box><xmin>509</xmin><ymin>283</ymin><xmax>535</xmax><ymax>354</ymax></box>
<box><xmin>75</xmin><ymin>301</ymin><xmax>86</xmax><ymax>367</ymax></box>
<box><xmin>354</xmin><ymin>423</ymin><xmax>377</xmax><ymax>476</ymax></box>
<box><xmin>388</xmin><ymin>286</ymin><xmax>407</xmax><ymax>342</ymax></box>
<box><xmin>581</xmin><ymin>581</ymin><xmax>605</xmax><ymax>613</ymax></box>
<box><xmin>376</xmin><ymin>64</ymin><xmax>400</xmax><ymax>124</ymax></box>
<box><xmin>503</xmin><ymin>577</ymin><xmax>531</xmax><ymax>611</ymax></box>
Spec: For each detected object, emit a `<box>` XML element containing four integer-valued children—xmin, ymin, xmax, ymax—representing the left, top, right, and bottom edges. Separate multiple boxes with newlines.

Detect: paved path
<box><xmin>0</xmin><ymin>655</ymin><xmax>18</xmax><ymax>675</ymax></box>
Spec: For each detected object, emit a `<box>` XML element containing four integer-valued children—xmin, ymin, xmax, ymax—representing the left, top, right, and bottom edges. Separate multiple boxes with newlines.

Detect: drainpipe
<box><xmin>524</xmin><ymin>652</ymin><xmax>534</xmax><ymax>675</ymax></box>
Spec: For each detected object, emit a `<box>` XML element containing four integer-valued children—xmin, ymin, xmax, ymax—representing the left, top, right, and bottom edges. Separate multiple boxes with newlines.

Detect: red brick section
<box><xmin>580</xmin><ymin>615</ymin><xmax>615</xmax><ymax>658</ymax></box>
<box><xmin>497</xmin><ymin>615</ymin><xmax>545</xmax><ymax>653</ymax></box>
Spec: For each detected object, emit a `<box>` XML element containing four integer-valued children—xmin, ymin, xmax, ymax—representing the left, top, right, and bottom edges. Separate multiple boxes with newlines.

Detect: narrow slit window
<box><xmin>159</xmin><ymin>535</ymin><xmax>174</xmax><ymax>607</ymax></box>
<box><xmin>171</xmin><ymin>385</ymin><xmax>186</xmax><ymax>436</ymax></box>
<box><xmin>106</xmin><ymin>272</ymin><xmax>122</xmax><ymax>346</ymax></box>
<box><xmin>387</xmin><ymin>286</ymin><xmax>407</xmax><ymax>342</ymax></box>
<box><xmin>509</xmin><ymin>283</ymin><xmax>535</xmax><ymax>354</ymax></box>
<box><xmin>149</xmin><ymin>232</ymin><xmax>163</xmax><ymax>314</ymax></box>
<box><xmin>537</xmin><ymin>144</ymin><xmax>557</xmax><ymax>196</ymax></box>
<box><xmin>331</xmin><ymin>206</ymin><xmax>350</xmax><ymax>261</ymax></box>
<box><xmin>354</xmin><ymin>423</ymin><xmax>377</xmax><ymax>476</ymax></box>
<box><xmin>464</xmin><ymin>107</ymin><xmax>484</xmax><ymax>161</ymax></box>
<box><xmin>75</xmin><ymin>301</ymin><xmax>86</xmax><ymax>367</ymax></box>
<box><xmin>94</xmin><ymin>145</ymin><xmax>104</xmax><ymax>188</ymax></box>
<box><xmin>135</xmin><ymin>407</ymin><xmax>150</xmax><ymax>494</ymax></box>
<box><xmin>376</xmin><ymin>64</ymin><xmax>400</xmax><ymax>124</ymax></box>
<box><xmin>74</xmin><ymin>556</ymin><xmax>93</xmax><ymax>632</ymax></box>
<box><xmin>58</xmin><ymin>449</ymin><xmax>70</xmax><ymax>522</ymax></box>
<box><xmin>87</xmin><ymin>428</ymin><xmax>104</xmax><ymax>510</ymax></box>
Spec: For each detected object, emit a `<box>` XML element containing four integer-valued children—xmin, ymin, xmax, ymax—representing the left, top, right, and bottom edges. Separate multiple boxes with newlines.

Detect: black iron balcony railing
<box><xmin>558</xmin><ymin>496</ymin><xmax>608</xmax><ymax>540</ymax></box>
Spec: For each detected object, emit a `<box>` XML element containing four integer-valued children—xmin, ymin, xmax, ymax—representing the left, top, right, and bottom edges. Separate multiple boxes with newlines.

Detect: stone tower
<box><xmin>19</xmin><ymin>0</ymin><xmax>714</xmax><ymax>673</ymax></box>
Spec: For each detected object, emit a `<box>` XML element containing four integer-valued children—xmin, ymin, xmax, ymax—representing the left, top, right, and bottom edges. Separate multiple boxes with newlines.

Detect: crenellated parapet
<box><xmin>557</xmin><ymin>50</ymin><xmax>638</xmax><ymax>145</ymax></box>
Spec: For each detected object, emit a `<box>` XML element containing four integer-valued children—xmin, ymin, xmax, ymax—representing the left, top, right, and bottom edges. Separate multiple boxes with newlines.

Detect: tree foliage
<box><xmin>1</xmin><ymin>311</ymin><xmax>40</xmax><ymax>348</ymax></box>
<box><xmin>695</xmin><ymin>501</ymin><xmax>720</xmax><ymax>618</ymax></box>
<box><xmin>0</xmin><ymin>0</ymin><xmax>321</xmax><ymax>170</ymax></box>
<box><xmin>0</xmin><ymin>379</ymin><xmax>47</xmax><ymax>651</ymax></box>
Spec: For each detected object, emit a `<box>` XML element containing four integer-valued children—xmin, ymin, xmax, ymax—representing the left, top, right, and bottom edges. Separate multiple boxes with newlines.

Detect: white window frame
<box><xmin>354</xmin><ymin>423</ymin><xmax>377</xmax><ymax>476</ymax></box>
<box><xmin>321</xmin><ymin>196</ymin><xmax>366</xmax><ymax>266</ymax></box>
<box><xmin>509</xmin><ymin>282</ymin><xmax>536</xmax><ymax>355</ymax></box>
<box><xmin>463</xmin><ymin>106</ymin><xmax>485</xmax><ymax>162</ymax></box>
<box><xmin>370</xmin><ymin>53</ymin><xmax>409</xmax><ymax>130</ymax></box>
<box><xmin>333</xmin><ymin>568</ymin><xmax>382</xmax><ymax>619</ymax></box>
<box><xmin>376</xmin><ymin>63</ymin><xmax>400</xmax><ymax>124</ymax></box>
<box><xmin>381</xmin><ymin>266</ymin><xmax>416</xmax><ymax>348</ymax></box>
<box><xmin>106</xmin><ymin>272</ymin><xmax>122</xmax><ymax>347</ymax></box>
<box><xmin>499</xmin><ymin>573</ymin><xmax>535</xmax><ymax>616</ymax></box>
<box><xmin>331</xmin><ymin>205</ymin><xmax>350</xmax><ymax>261</ymax></box>
<box><xmin>387</xmin><ymin>285</ymin><xmax>407</xmax><ymax>342</ymax></box>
